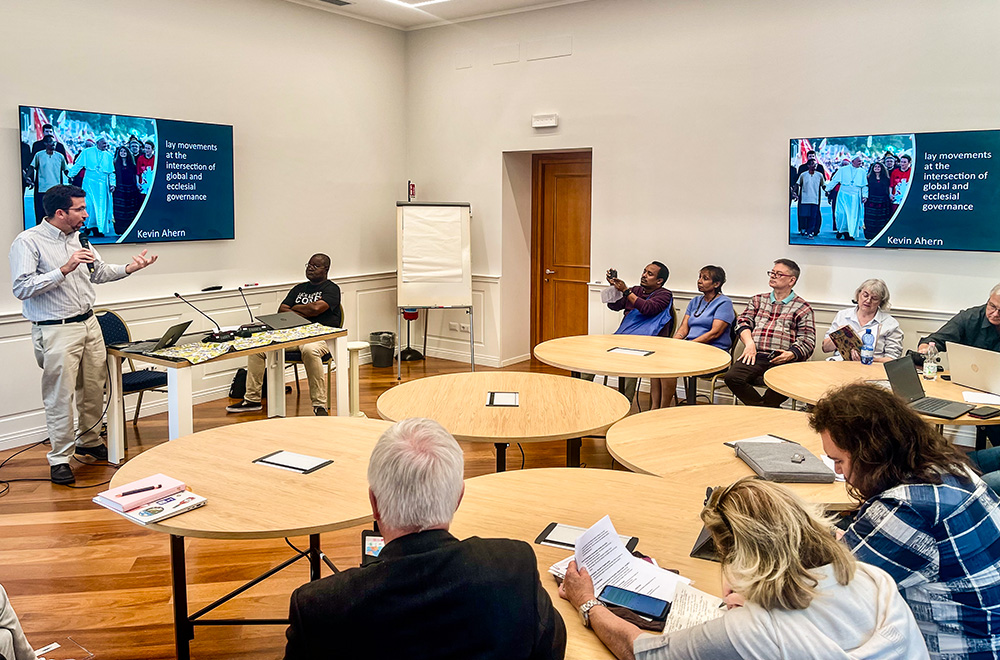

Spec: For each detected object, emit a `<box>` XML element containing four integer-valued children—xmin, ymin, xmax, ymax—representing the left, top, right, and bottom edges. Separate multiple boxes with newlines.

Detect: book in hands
<box><xmin>93</xmin><ymin>473</ymin><xmax>186</xmax><ymax>512</ymax></box>
<box><xmin>828</xmin><ymin>325</ymin><xmax>862</xmax><ymax>359</ymax></box>
<box><xmin>115</xmin><ymin>490</ymin><xmax>207</xmax><ymax>525</ymax></box>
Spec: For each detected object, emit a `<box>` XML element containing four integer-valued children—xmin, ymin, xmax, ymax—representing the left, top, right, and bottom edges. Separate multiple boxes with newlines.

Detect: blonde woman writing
<box><xmin>559</xmin><ymin>478</ymin><xmax>927</xmax><ymax>659</ymax></box>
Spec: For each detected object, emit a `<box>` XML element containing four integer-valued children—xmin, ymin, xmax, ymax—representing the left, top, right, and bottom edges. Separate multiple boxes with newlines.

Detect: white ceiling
<box><xmin>283</xmin><ymin>0</ymin><xmax>593</xmax><ymax>30</ymax></box>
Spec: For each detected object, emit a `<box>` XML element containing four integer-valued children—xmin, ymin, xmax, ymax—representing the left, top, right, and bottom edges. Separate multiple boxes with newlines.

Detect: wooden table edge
<box><xmin>376</xmin><ymin>409</ymin><xmax>627</xmax><ymax>444</ymax></box>
<box><xmin>143</xmin><ymin>512</ymin><xmax>374</xmax><ymax>540</ymax></box>
<box><xmin>762</xmin><ymin>366</ymin><xmax>998</xmax><ymax>426</ymax></box>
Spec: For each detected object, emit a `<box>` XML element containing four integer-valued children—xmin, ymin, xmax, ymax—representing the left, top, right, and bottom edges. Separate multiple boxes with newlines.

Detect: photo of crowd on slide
<box><xmin>788</xmin><ymin>134</ymin><xmax>915</xmax><ymax>248</ymax></box>
<box><xmin>19</xmin><ymin>106</ymin><xmax>157</xmax><ymax>243</ymax></box>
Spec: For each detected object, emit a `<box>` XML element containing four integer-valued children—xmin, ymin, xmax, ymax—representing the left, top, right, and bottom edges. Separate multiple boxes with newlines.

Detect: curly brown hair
<box><xmin>808</xmin><ymin>382</ymin><xmax>971</xmax><ymax>501</ymax></box>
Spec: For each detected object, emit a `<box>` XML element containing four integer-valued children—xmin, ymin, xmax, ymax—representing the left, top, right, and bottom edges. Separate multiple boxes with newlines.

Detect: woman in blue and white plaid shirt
<box><xmin>811</xmin><ymin>383</ymin><xmax>1000</xmax><ymax>660</ymax></box>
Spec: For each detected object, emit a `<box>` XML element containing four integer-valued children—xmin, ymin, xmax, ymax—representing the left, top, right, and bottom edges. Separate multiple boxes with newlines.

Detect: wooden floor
<box><xmin>0</xmin><ymin>358</ymin><xmax>637</xmax><ymax>659</ymax></box>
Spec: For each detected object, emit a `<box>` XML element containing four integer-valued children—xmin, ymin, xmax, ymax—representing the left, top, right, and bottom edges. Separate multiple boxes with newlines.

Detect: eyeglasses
<box><xmin>766</xmin><ymin>270</ymin><xmax>792</xmax><ymax>279</ymax></box>
<box><xmin>305</xmin><ymin>263</ymin><xmax>324</xmax><ymax>269</ymax></box>
<box><xmin>987</xmin><ymin>301</ymin><xmax>1000</xmax><ymax>314</ymax></box>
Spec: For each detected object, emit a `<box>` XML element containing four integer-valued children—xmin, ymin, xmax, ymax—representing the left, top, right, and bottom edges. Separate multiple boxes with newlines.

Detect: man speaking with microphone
<box><xmin>10</xmin><ymin>184</ymin><xmax>157</xmax><ymax>484</ymax></box>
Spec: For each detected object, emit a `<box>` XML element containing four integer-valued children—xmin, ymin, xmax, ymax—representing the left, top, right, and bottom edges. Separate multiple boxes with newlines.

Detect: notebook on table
<box><xmin>884</xmin><ymin>355</ymin><xmax>975</xmax><ymax>420</ymax></box>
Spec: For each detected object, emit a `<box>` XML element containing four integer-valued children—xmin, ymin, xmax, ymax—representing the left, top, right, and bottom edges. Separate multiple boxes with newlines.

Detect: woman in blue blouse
<box><xmin>651</xmin><ymin>265</ymin><xmax>736</xmax><ymax>408</ymax></box>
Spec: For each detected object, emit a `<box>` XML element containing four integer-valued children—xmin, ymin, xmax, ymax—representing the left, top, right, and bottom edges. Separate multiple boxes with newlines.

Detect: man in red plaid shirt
<box><xmin>724</xmin><ymin>259</ymin><xmax>815</xmax><ymax>406</ymax></box>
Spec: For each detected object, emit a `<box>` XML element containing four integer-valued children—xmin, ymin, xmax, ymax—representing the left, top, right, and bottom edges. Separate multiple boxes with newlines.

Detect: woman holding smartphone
<box><xmin>559</xmin><ymin>477</ymin><xmax>926</xmax><ymax>659</ymax></box>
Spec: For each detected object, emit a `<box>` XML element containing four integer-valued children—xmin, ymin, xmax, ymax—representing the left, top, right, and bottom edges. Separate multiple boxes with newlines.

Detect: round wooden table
<box><xmin>111</xmin><ymin>416</ymin><xmax>392</xmax><ymax>660</ymax></box>
<box><xmin>763</xmin><ymin>360</ymin><xmax>999</xmax><ymax>427</ymax></box>
<box><xmin>376</xmin><ymin>371</ymin><xmax>631</xmax><ymax>471</ymax></box>
<box><xmin>533</xmin><ymin>334</ymin><xmax>731</xmax><ymax>403</ymax></box>
<box><xmin>605</xmin><ymin>406</ymin><xmax>851</xmax><ymax>508</ymax></box>
<box><xmin>449</xmin><ymin>468</ymin><xmax>721</xmax><ymax>660</ymax></box>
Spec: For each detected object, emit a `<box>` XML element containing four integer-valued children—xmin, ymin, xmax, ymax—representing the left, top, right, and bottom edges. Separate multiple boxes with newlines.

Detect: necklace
<box><xmin>691</xmin><ymin>292</ymin><xmax>718</xmax><ymax>318</ymax></box>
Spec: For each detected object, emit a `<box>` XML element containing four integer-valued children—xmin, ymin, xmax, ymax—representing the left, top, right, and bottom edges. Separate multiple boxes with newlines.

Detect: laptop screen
<box><xmin>884</xmin><ymin>357</ymin><xmax>925</xmax><ymax>404</ymax></box>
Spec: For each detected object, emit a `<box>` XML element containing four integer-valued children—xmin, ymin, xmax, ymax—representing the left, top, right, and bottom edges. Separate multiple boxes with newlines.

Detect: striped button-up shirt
<box><xmin>10</xmin><ymin>221</ymin><xmax>128</xmax><ymax>322</ymax></box>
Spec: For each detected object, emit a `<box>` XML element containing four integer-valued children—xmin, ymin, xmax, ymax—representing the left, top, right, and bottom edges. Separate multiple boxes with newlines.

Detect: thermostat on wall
<box><xmin>531</xmin><ymin>113</ymin><xmax>559</xmax><ymax>128</ymax></box>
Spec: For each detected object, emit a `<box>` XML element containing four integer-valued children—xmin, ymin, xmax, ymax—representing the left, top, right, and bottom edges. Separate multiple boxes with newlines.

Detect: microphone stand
<box><xmin>174</xmin><ymin>292</ymin><xmax>235</xmax><ymax>343</ymax></box>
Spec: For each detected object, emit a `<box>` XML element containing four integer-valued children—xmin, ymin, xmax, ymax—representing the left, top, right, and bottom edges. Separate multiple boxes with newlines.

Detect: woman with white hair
<box><xmin>821</xmin><ymin>278</ymin><xmax>902</xmax><ymax>362</ymax></box>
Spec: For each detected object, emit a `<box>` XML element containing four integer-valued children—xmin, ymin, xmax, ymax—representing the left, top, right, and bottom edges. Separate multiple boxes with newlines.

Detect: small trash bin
<box><xmin>369</xmin><ymin>331</ymin><xmax>396</xmax><ymax>368</ymax></box>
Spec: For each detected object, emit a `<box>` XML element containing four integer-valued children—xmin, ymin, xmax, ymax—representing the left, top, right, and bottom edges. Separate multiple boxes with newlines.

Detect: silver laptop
<box><xmin>948</xmin><ymin>343</ymin><xmax>1000</xmax><ymax>395</ymax></box>
<box><xmin>121</xmin><ymin>320</ymin><xmax>193</xmax><ymax>354</ymax></box>
<box><xmin>884</xmin><ymin>356</ymin><xmax>975</xmax><ymax>420</ymax></box>
<box><xmin>256</xmin><ymin>311</ymin><xmax>309</xmax><ymax>330</ymax></box>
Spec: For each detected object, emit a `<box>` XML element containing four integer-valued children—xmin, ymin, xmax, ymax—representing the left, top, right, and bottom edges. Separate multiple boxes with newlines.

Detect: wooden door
<box><xmin>531</xmin><ymin>152</ymin><xmax>592</xmax><ymax>347</ymax></box>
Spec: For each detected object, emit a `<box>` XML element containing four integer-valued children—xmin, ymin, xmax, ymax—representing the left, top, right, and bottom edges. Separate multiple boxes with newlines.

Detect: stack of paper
<box><xmin>549</xmin><ymin>516</ymin><xmax>689</xmax><ymax>602</ymax></box>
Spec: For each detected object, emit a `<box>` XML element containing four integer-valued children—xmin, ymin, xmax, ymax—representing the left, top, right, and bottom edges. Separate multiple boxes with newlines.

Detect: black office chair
<box><xmin>95</xmin><ymin>309</ymin><xmax>169</xmax><ymax>426</ymax></box>
<box><xmin>286</xmin><ymin>304</ymin><xmax>343</xmax><ymax>406</ymax></box>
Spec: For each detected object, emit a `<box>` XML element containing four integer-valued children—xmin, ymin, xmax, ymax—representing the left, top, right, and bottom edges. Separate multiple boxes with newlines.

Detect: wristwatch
<box><xmin>579</xmin><ymin>598</ymin><xmax>605</xmax><ymax>628</ymax></box>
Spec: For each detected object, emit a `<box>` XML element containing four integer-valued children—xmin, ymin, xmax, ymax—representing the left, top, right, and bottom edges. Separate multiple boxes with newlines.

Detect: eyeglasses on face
<box><xmin>766</xmin><ymin>270</ymin><xmax>792</xmax><ymax>278</ymax></box>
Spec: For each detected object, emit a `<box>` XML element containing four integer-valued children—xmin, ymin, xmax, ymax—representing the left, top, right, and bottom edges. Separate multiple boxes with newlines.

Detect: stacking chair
<box><xmin>95</xmin><ymin>309</ymin><xmax>169</xmax><ymax>425</ymax></box>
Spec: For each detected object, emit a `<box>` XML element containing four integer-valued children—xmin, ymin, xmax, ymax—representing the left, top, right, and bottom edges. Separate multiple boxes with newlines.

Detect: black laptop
<box><xmin>884</xmin><ymin>356</ymin><xmax>975</xmax><ymax>420</ymax></box>
<box><xmin>120</xmin><ymin>320</ymin><xmax>193</xmax><ymax>354</ymax></box>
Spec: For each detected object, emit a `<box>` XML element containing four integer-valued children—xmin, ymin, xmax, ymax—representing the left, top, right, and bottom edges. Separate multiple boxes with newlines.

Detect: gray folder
<box><xmin>735</xmin><ymin>441</ymin><xmax>835</xmax><ymax>483</ymax></box>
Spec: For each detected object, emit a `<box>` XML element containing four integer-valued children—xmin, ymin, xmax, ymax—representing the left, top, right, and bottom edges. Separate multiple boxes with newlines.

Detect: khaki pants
<box><xmin>245</xmin><ymin>341</ymin><xmax>331</xmax><ymax>408</ymax></box>
<box><xmin>31</xmin><ymin>315</ymin><xmax>106</xmax><ymax>466</ymax></box>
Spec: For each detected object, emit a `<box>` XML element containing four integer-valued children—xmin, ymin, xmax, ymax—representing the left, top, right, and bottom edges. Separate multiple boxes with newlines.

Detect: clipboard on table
<box><xmin>253</xmin><ymin>450</ymin><xmax>333</xmax><ymax>474</ymax></box>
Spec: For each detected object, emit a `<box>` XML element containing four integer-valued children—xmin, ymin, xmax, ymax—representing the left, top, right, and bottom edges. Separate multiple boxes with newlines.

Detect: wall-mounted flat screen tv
<box><xmin>18</xmin><ymin>105</ymin><xmax>234</xmax><ymax>245</ymax></box>
<box><xmin>788</xmin><ymin>129</ymin><xmax>1000</xmax><ymax>252</ymax></box>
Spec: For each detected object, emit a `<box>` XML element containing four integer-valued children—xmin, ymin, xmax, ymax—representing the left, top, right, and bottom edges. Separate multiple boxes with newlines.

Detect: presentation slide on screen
<box><xmin>18</xmin><ymin>106</ymin><xmax>234</xmax><ymax>245</ymax></box>
<box><xmin>788</xmin><ymin>129</ymin><xmax>1000</xmax><ymax>252</ymax></box>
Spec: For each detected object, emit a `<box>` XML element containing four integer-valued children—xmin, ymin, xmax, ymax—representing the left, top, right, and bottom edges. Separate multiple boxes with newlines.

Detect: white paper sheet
<box><xmin>664</xmin><ymin>583</ymin><xmax>725</xmax><ymax>633</ymax></box>
<box><xmin>963</xmin><ymin>391</ymin><xmax>1000</xmax><ymax>404</ymax></box>
<box><xmin>255</xmin><ymin>450</ymin><xmax>329</xmax><ymax>472</ymax></box>
<box><xmin>608</xmin><ymin>347</ymin><xmax>653</xmax><ymax>356</ymax></box>
<box><xmin>401</xmin><ymin>209</ymin><xmax>464</xmax><ymax>283</ymax></box>
<box><xmin>487</xmin><ymin>391</ymin><xmax>519</xmax><ymax>406</ymax></box>
<box><xmin>575</xmin><ymin>515</ymin><xmax>689</xmax><ymax>601</ymax></box>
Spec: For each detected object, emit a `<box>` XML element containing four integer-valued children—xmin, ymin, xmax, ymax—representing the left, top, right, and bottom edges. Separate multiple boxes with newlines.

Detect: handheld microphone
<box><xmin>173</xmin><ymin>292</ymin><xmax>235</xmax><ymax>343</ymax></box>
<box><xmin>236</xmin><ymin>287</ymin><xmax>269</xmax><ymax>336</ymax></box>
<box><xmin>78</xmin><ymin>233</ymin><xmax>96</xmax><ymax>274</ymax></box>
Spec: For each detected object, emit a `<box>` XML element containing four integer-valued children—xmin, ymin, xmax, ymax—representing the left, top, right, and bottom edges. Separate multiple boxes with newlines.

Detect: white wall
<box><xmin>403</xmin><ymin>0</ymin><xmax>1000</xmax><ymax>352</ymax></box>
<box><xmin>0</xmin><ymin>0</ymin><xmax>407</xmax><ymax>447</ymax></box>
<box><xmin>1</xmin><ymin>0</ymin><xmax>406</xmax><ymax>311</ymax></box>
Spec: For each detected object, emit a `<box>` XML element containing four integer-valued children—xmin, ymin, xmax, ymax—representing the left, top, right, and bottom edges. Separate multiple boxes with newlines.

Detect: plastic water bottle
<box><xmin>860</xmin><ymin>329</ymin><xmax>875</xmax><ymax>365</ymax></box>
<box><xmin>923</xmin><ymin>343</ymin><xmax>938</xmax><ymax>380</ymax></box>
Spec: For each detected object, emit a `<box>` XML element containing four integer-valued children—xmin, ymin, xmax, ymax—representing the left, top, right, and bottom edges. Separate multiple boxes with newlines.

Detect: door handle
<box><xmin>545</xmin><ymin>269</ymin><xmax>556</xmax><ymax>274</ymax></box>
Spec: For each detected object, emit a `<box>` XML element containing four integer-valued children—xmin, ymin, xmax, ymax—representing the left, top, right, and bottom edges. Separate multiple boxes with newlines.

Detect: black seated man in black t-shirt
<box><xmin>228</xmin><ymin>253</ymin><xmax>342</xmax><ymax>416</ymax></box>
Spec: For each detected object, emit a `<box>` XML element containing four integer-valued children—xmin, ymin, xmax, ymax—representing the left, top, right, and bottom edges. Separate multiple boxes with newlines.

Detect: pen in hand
<box><xmin>117</xmin><ymin>484</ymin><xmax>162</xmax><ymax>497</ymax></box>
